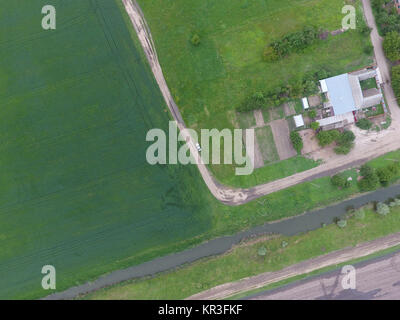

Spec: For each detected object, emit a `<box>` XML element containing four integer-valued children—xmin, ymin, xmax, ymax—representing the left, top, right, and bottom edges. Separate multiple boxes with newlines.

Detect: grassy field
<box><xmin>137</xmin><ymin>0</ymin><xmax>373</xmax><ymax>184</ymax></box>
<box><xmin>85</xmin><ymin>202</ymin><xmax>400</xmax><ymax>300</ymax></box>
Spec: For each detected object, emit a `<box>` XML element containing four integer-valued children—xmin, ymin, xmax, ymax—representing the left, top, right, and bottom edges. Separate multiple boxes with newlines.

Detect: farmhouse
<box><xmin>317</xmin><ymin>68</ymin><xmax>383</xmax><ymax>130</ymax></box>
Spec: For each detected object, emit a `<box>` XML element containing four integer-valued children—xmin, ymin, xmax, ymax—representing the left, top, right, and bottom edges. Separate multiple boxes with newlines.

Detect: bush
<box><xmin>376</xmin><ymin>202</ymin><xmax>390</xmax><ymax>216</ymax></box>
<box><xmin>336</xmin><ymin>219</ymin><xmax>347</xmax><ymax>228</ymax></box>
<box><xmin>389</xmin><ymin>198</ymin><xmax>400</xmax><ymax>207</ymax></box>
<box><xmin>355</xmin><ymin>209</ymin><xmax>365</xmax><ymax>220</ymax></box>
<box><xmin>331</xmin><ymin>174</ymin><xmax>350</xmax><ymax>188</ymax></box>
<box><xmin>190</xmin><ymin>34</ymin><xmax>201</xmax><ymax>46</ymax></box>
<box><xmin>383</xmin><ymin>31</ymin><xmax>400</xmax><ymax>61</ymax></box>
<box><xmin>334</xmin><ymin>145</ymin><xmax>352</xmax><ymax>155</ymax></box>
<box><xmin>310</xmin><ymin>121</ymin><xmax>320</xmax><ymax>131</ymax></box>
<box><xmin>290</xmin><ymin>131</ymin><xmax>303</xmax><ymax>154</ymax></box>
<box><xmin>281</xmin><ymin>240</ymin><xmax>288</xmax><ymax>248</ymax></box>
<box><xmin>356</xmin><ymin>118</ymin><xmax>373</xmax><ymax>130</ymax></box>
<box><xmin>257</xmin><ymin>246</ymin><xmax>267</xmax><ymax>256</ymax></box>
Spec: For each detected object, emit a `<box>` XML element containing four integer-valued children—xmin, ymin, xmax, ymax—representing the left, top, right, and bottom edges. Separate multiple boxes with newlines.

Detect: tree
<box><xmin>317</xmin><ymin>130</ymin><xmax>339</xmax><ymax>146</ymax></box>
<box><xmin>337</xmin><ymin>130</ymin><xmax>355</xmax><ymax>145</ymax></box>
<box><xmin>377</xmin><ymin>162</ymin><xmax>399</xmax><ymax>186</ymax></box>
<box><xmin>310</xmin><ymin>121</ymin><xmax>320</xmax><ymax>130</ymax></box>
<box><xmin>290</xmin><ymin>131</ymin><xmax>303</xmax><ymax>154</ymax></box>
<box><xmin>383</xmin><ymin>31</ymin><xmax>400</xmax><ymax>61</ymax></box>
<box><xmin>356</xmin><ymin>118</ymin><xmax>373</xmax><ymax>130</ymax></box>
<box><xmin>377</xmin><ymin>166</ymin><xmax>394</xmax><ymax>186</ymax></box>
<box><xmin>376</xmin><ymin>202</ymin><xmax>390</xmax><ymax>216</ymax></box>
<box><xmin>190</xmin><ymin>34</ymin><xmax>201</xmax><ymax>46</ymax></box>
<box><xmin>308</xmin><ymin>109</ymin><xmax>317</xmax><ymax>119</ymax></box>
<box><xmin>331</xmin><ymin>174</ymin><xmax>350</xmax><ymax>188</ymax></box>
<box><xmin>358</xmin><ymin>164</ymin><xmax>380</xmax><ymax>191</ymax></box>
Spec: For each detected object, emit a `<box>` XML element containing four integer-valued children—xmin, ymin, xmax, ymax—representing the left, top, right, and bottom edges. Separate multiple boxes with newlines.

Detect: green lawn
<box><xmin>85</xmin><ymin>202</ymin><xmax>400</xmax><ymax>300</ymax></box>
<box><xmin>360</xmin><ymin>78</ymin><xmax>378</xmax><ymax>90</ymax></box>
<box><xmin>137</xmin><ymin>0</ymin><xmax>373</xmax><ymax>185</ymax></box>
<box><xmin>256</xmin><ymin>126</ymin><xmax>279</xmax><ymax>164</ymax></box>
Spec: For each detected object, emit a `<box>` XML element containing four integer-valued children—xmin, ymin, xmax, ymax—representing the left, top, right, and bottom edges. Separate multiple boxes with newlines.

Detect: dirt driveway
<box><xmin>270</xmin><ymin>119</ymin><xmax>297</xmax><ymax>160</ymax></box>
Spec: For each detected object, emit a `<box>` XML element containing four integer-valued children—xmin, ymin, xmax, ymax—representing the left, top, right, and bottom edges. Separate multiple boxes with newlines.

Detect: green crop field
<box><xmin>0</xmin><ymin>0</ymin><xmax>218</xmax><ymax>299</ymax></box>
<box><xmin>137</xmin><ymin>0</ymin><xmax>373</xmax><ymax>184</ymax></box>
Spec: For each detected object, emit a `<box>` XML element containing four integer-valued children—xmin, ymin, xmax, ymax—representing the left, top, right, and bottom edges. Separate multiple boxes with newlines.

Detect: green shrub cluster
<box><xmin>316</xmin><ymin>130</ymin><xmax>355</xmax><ymax>154</ymax></box>
<box><xmin>372</xmin><ymin>0</ymin><xmax>400</xmax><ymax>36</ymax></box>
<box><xmin>290</xmin><ymin>131</ymin><xmax>303</xmax><ymax>154</ymax></box>
<box><xmin>392</xmin><ymin>65</ymin><xmax>400</xmax><ymax>102</ymax></box>
<box><xmin>383</xmin><ymin>31</ymin><xmax>400</xmax><ymax>61</ymax></box>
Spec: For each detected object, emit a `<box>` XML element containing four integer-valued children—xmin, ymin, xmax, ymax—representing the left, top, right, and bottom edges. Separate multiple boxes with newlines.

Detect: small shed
<box><xmin>302</xmin><ymin>97</ymin><xmax>309</xmax><ymax>110</ymax></box>
<box><xmin>293</xmin><ymin>114</ymin><xmax>304</xmax><ymax>128</ymax></box>
<box><xmin>319</xmin><ymin>79</ymin><xmax>328</xmax><ymax>93</ymax></box>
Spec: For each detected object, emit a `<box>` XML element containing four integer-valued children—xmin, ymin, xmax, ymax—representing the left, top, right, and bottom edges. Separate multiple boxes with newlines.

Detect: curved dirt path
<box><xmin>124</xmin><ymin>0</ymin><xmax>400</xmax><ymax>206</ymax></box>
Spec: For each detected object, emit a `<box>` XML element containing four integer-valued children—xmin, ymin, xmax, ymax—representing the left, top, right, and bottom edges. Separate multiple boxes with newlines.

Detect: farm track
<box><xmin>124</xmin><ymin>0</ymin><xmax>400</xmax><ymax>206</ymax></box>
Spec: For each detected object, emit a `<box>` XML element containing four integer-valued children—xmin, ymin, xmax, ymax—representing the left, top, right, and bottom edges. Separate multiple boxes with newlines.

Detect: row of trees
<box><xmin>392</xmin><ymin>65</ymin><xmax>400</xmax><ymax>102</ymax></box>
<box><xmin>263</xmin><ymin>26</ymin><xmax>320</xmax><ymax>62</ymax></box>
<box><xmin>331</xmin><ymin>161</ymin><xmax>400</xmax><ymax>191</ymax></box>
<box><xmin>372</xmin><ymin>1</ymin><xmax>400</xmax><ymax>102</ymax></box>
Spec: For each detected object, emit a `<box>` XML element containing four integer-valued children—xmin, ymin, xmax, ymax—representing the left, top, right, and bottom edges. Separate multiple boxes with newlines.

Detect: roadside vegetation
<box><xmin>371</xmin><ymin>0</ymin><xmax>400</xmax><ymax>99</ymax></box>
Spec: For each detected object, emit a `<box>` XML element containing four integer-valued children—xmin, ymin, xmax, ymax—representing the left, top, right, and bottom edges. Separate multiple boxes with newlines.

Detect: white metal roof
<box><xmin>317</xmin><ymin>112</ymin><xmax>355</xmax><ymax>127</ymax></box>
<box><xmin>302</xmin><ymin>97</ymin><xmax>309</xmax><ymax>109</ymax></box>
<box><xmin>319</xmin><ymin>80</ymin><xmax>328</xmax><ymax>93</ymax></box>
<box><xmin>293</xmin><ymin>114</ymin><xmax>304</xmax><ymax>127</ymax></box>
<box><xmin>376</xmin><ymin>67</ymin><xmax>383</xmax><ymax>84</ymax></box>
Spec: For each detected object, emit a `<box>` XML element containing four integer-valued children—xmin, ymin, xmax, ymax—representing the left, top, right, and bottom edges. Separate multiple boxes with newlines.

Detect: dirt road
<box><xmin>124</xmin><ymin>0</ymin><xmax>400</xmax><ymax>206</ymax></box>
<box><xmin>187</xmin><ymin>232</ymin><xmax>400</xmax><ymax>300</ymax></box>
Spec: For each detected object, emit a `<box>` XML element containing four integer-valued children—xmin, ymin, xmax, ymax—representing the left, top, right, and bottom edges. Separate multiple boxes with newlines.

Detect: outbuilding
<box><xmin>293</xmin><ymin>114</ymin><xmax>304</xmax><ymax>128</ymax></box>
